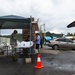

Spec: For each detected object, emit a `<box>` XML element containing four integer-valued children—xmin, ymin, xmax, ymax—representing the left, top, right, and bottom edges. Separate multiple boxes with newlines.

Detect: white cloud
<box><xmin>0</xmin><ymin>0</ymin><xmax>75</xmax><ymax>35</ymax></box>
<box><xmin>50</xmin><ymin>28</ymin><xmax>63</xmax><ymax>34</ymax></box>
<box><xmin>0</xmin><ymin>29</ymin><xmax>22</xmax><ymax>35</ymax></box>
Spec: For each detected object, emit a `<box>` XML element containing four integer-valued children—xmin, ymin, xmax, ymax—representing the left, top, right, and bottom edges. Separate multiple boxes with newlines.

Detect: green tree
<box><xmin>67</xmin><ymin>33</ymin><xmax>71</xmax><ymax>36</ymax></box>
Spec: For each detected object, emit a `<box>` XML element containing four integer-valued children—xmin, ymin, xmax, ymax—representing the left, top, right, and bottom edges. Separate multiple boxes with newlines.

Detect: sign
<box><xmin>17</xmin><ymin>41</ymin><xmax>33</xmax><ymax>48</ymax></box>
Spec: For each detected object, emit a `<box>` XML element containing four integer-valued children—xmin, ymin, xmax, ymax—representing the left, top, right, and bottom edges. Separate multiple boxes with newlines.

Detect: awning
<box><xmin>67</xmin><ymin>21</ymin><xmax>75</xmax><ymax>28</ymax></box>
<box><xmin>0</xmin><ymin>15</ymin><xmax>31</xmax><ymax>29</ymax></box>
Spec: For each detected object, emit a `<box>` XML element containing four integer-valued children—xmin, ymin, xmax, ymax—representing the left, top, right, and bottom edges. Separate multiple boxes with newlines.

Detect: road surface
<box><xmin>0</xmin><ymin>45</ymin><xmax>75</xmax><ymax>75</ymax></box>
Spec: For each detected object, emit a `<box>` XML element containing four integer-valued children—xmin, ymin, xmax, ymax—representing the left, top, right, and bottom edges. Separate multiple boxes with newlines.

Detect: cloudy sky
<box><xmin>0</xmin><ymin>0</ymin><xmax>75</xmax><ymax>35</ymax></box>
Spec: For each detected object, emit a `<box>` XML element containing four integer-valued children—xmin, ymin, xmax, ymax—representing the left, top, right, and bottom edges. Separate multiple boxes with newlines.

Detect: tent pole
<box><xmin>29</xmin><ymin>16</ymin><xmax>32</xmax><ymax>57</ymax></box>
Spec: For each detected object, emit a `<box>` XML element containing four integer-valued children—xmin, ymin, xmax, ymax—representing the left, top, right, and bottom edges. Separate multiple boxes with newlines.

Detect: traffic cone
<box><xmin>34</xmin><ymin>53</ymin><xmax>44</xmax><ymax>69</ymax></box>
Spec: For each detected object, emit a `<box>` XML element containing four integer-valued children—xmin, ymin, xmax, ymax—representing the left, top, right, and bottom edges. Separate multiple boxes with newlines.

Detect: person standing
<box><xmin>10</xmin><ymin>30</ymin><xmax>18</xmax><ymax>60</ymax></box>
<box><xmin>35</xmin><ymin>32</ymin><xmax>41</xmax><ymax>53</ymax></box>
<box><xmin>23</xmin><ymin>35</ymin><xmax>30</xmax><ymax>56</ymax></box>
<box><xmin>40</xmin><ymin>38</ymin><xmax>43</xmax><ymax>48</ymax></box>
<box><xmin>10</xmin><ymin>30</ymin><xmax>18</xmax><ymax>48</ymax></box>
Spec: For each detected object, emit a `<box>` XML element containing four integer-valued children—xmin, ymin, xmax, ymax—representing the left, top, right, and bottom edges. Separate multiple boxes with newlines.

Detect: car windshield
<box><xmin>56</xmin><ymin>38</ymin><xmax>65</xmax><ymax>42</ymax></box>
<box><xmin>65</xmin><ymin>39</ymin><xmax>73</xmax><ymax>42</ymax></box>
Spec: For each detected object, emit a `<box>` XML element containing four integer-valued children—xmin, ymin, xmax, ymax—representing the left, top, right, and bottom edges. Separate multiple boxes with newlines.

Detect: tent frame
<box><xmin>0</xmin><ymin>15</ymin><xmax>33</xmax><ymax>58</ymax></box>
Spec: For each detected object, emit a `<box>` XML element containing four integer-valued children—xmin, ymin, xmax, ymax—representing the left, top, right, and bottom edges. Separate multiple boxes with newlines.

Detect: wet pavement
<box><xmin>1</xmin><ymin>46</ymin><xmax>75</xmax><ymax>75</ymax></box>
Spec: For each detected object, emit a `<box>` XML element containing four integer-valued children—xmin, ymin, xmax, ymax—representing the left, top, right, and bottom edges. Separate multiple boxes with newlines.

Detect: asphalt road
<box><xmin>0</xmin><ymin>45</ymin><xmax>75</xmax><ymax>75</ymax></box>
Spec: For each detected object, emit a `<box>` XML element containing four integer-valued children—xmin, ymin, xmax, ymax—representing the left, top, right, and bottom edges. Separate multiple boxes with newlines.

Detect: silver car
<box><xmin>48</xmin><ymin>38</ymin><xmax>75</xmax><ymax>50</ymax></box>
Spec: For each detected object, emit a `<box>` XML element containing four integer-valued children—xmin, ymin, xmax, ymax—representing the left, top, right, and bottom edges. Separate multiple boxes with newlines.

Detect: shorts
<box><xmin>36</xmin><ymin>44</ymin><xmax>39</xmax><ymax>49</ymax></box>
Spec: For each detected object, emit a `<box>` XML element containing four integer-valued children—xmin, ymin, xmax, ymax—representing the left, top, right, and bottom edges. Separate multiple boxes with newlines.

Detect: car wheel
<box><xmin>52</xmin><ymin>45</ymin><xmax>59</xmax><ymax>50</ymax></box>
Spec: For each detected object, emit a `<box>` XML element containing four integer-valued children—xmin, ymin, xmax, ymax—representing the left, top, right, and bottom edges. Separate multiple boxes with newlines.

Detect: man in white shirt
<box><xmin>35</xmin><ymin>33</ymin><xmax>41</xmax><ymax>53</ymax></box>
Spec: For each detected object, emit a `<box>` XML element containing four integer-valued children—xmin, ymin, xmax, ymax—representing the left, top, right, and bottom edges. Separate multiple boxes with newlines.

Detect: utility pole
<box><xmin>43</xmin><ymin>24</ymin><xmax>46</xmax><ymax>44</ymax></box>
<box><xmin>40</xmin><ymin>24</ymin><xmax>46</xmax><ymax>44</ymax></box>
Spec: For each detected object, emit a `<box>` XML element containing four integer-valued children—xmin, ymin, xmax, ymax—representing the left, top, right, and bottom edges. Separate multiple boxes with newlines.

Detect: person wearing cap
<box><xmin>35</xmin><ymin>32</ymin><xmax>41</xmax><ymax>53</ymax></box>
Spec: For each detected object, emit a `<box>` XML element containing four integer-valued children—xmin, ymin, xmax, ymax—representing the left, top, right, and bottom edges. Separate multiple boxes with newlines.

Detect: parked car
<box><xmin>48</xmin><ymin>38</ymin><xmax>75</xmax><ymax>50</ymax></box>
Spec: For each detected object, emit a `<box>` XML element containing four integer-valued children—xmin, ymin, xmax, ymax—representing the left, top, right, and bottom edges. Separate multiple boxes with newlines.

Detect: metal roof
<box><xmin>67</xmin><ymin>21</ymin><xmax>75</xmax><ymax>28</ymax></box>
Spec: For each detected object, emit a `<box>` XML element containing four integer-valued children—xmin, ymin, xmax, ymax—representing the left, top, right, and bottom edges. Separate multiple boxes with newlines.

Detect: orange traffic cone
<box><xmin>34</xmin><ymin>54</ymin><xmax>44</xmax><ymax>69</ymax></box>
